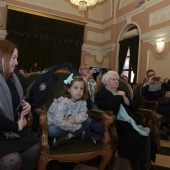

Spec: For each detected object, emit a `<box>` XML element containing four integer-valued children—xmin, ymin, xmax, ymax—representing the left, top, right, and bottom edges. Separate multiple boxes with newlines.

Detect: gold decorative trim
<box><xmin>7</xmin><ymin>5</ymin><xmax>86</xmax><ymax>26</ymax></box>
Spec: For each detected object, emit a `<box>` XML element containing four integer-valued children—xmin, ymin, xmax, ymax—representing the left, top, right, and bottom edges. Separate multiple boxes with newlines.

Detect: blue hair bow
<box><xmin>64</xmin><ymin>73</ymin><xmax>74</xmax><ymax>84</ymax></box>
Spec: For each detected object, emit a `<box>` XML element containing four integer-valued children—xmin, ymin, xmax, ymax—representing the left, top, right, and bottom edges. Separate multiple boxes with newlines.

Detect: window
<box><xmin>121</xmin><ymin>48</ymin><xmax>134</xmax><ymax>83</ymax></box>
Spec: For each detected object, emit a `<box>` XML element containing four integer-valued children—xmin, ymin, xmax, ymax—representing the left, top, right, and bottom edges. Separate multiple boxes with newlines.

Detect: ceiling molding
<box><xmin>82</xmin><ymin>43</ymin><xmax>115</xmax><ymax>62</ymax></box>
<box><xmin>87</xmin><ymin>0</ymin><xmax>163</xmax><ymax>29</ymax></box>
<box><xmin>140</xmin><ymin>26</ymin><xmax>170</xmax><ymax>45</ymax></box>
<box><xmin>15</xmin><ymin>0</ymin><xmax>84</xmax><ymax>18</ymax></box>
<box><xmin>87</xmin><ymin>30</ymin><xmax>111</xmax><ymax>43</ymax></box>
<box><xmin>7</xmin><ymin>4</ymin><xmax>86</xmax><ymax>26</ymax></box>
<box><xmin>86</xmin><ymin>22</ymin><xmax>103</xmax><ymax>29</ymax></box>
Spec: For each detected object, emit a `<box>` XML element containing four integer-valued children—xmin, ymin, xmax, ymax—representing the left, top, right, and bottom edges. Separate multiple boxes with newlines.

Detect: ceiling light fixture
<box><xmin>70</xmin><ymin>0</ymin><xmax>104</xmax><ymax>10</ymax></box>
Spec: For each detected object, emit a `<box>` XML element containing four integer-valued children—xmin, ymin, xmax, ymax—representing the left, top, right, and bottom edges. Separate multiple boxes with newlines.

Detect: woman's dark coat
<box><xmin>95</xmin><ymin>86</ymin><xmax>156</xmax><ymax>161</ymax></box>
<box><xmin>0</xmin><ymin>74</ymin><xmax>39</xmax><ymax>157</ymax></box>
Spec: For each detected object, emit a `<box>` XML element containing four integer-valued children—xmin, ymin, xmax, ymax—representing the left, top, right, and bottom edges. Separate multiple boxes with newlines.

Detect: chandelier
<box><xmin>70</xmin><ymin>0</ymin><xmax>104</xmax><ymax>10</ymax></box>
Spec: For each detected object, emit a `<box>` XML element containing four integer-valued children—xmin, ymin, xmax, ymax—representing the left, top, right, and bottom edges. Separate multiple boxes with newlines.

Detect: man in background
<box><xmin>142</xmin><ymin>69</ymin><xmax>170</xmax><ymax>117</ymax></box>
<box><xmin>30</xmin><ymin>62</ymin><xmax>41</xmax><ymax>73</ymax></box>
<box><xmin>79</xmin><ymin>64</ymin><xmax>97</xmax><ymax>109</ymax></box>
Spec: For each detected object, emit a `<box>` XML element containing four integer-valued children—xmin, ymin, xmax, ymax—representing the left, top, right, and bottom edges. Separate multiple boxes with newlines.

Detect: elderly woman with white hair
<box><xmin>95</xmin><ymin>71</ymin><xmax>157</xmax><ymax>170</ymax></box>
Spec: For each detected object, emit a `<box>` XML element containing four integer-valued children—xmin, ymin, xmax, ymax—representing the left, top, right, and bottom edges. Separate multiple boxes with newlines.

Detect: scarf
<box><xmin>0</xmin><ymin>73</ymin><xmax>23</xmax><ymax>120</ymax></box>
<box><xmin>0</xmin><ymin>73</ymin><xmax>23</xmax><ymax>139</ymax></box>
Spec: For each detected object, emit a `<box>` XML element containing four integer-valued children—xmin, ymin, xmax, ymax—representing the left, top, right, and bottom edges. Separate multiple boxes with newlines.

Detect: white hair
<box><xmin>102</xmin><ymin>71</ymin><xmax>119</xmax><ymax>84</ymax></box>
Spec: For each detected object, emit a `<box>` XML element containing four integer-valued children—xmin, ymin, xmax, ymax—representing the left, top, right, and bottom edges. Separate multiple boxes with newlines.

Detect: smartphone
<box><xmin>95</xmin><ymin>67</ymin><xmax>102</xmax><ymax>73</ymax></box>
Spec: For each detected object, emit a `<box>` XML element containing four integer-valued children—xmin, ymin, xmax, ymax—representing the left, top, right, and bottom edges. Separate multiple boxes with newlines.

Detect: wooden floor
<box><xmin>46</xmin><ymin>127</ymin><xmax>170</xmax><ymax>170</ymax></box>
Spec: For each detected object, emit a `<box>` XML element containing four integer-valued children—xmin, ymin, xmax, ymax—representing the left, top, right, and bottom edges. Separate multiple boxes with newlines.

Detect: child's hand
<box><xmin>66</xmin><ymin>118</ymin><xmax>76</xmax><ymax>123</ymax></box>
<box><xmin>21</xmin><ymin>100</ymin><xmax>31</xmax><ymax>116</ymax></box>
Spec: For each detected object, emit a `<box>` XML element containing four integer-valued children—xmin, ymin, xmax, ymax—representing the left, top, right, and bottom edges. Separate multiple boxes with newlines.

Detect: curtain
<box><xmin>6</xmin><ymin>10</ymin><xmax>84</xmax><ymax>72</ymax></box>
<box><xmin>118</xmin><ymin>36</ymin><xmax>139</xmax><ymax>83</ymax></box>
<box><xmin>129</xmin><ymin>36</ymin><xmax>139</xmax><ymax>83</ymax></box>
<box><xmin>118</xmin><ymin>40</ymin><xmax>129</xmax><ymax>75</ymax></box>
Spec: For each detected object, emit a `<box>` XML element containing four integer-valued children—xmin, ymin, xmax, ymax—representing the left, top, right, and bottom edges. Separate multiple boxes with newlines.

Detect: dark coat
<box><xmin>0</xmin><ymin>76</ymin><xmax>39</xmax><ymax>157</ymax></box>
<box><xmin>95</xmin><ymin>86</ymin><xmax>156</xmax><ymax>161</ymax></box>
<box><xmin>142</xmin><ymin>83</ymin><xmax>170</xmax><ymax>101</ymax></box>
<box><xmin>142</xmin><ymin>84</ymin><xmax>170</xmax><ymax>115</ymax></box>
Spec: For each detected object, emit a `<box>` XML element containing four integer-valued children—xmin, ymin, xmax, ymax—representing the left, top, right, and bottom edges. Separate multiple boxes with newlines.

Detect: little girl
<box><xmin>47</xmin><ymin>74</ymin><xmax>92</xmax><ymax>148</ymax></box>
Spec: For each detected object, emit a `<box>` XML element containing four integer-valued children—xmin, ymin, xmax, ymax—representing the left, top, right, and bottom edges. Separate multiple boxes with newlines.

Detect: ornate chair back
<box><xmin>25</xmin><ymin>72</ymin><xmax>41</xmax><ymax>90</ymax></box>
<box><xmin>36</xmin><ymin>68</ymin><xmax>115</xmax><ymax>170</ymax></box>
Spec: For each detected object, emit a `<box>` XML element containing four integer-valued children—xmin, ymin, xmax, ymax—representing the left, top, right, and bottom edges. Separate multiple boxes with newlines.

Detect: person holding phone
<box><xmin>79</xmin><ymin>64</ymin><xmax>98</xmax><ymax>109</ymax></box>
<box><xmin>142</xmin><ymin>69</ymin><xmax>170</xmax><ymax>117</ymax></box>
<box><xmin>0</xmin><ymin>40</ymin><xmax>40</xmax><ymax>170</ymax></box>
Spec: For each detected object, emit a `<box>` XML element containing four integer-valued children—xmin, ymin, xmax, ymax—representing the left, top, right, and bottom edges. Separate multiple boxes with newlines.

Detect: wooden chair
<box><xmin>25</xmin><ymin>72</ymin><xmax>41</xmax><ymax>90</ymax></box>
<box><xmin>35</xmin><ymin>69</ymin><xmax>116</xmax><ymax>170</ymax></box>
<box><xmin>119</xmin><ymin>78</ymin><xmax>133</xmax><ymax>99</ymax></box>
<box><xmin>133</xmin><ymin>83</ymin><xmax>142</xmax><ymax>107</ymax></box>
<box><xmin>140</xmin><ymin>83</ymin><xmax>170</xmax><ymax>127</ymax></box>
<box><xmin>96</xmin><ymin>77</ymin><xmax>133</xmax><ymax>99</ymax></box>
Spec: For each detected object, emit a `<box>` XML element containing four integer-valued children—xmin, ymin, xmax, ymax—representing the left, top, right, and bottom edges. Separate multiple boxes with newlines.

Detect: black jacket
<box><xmin>142</xmin><ymin>83</ymin><xmax>170</xmax><ymax>101</ymax></box>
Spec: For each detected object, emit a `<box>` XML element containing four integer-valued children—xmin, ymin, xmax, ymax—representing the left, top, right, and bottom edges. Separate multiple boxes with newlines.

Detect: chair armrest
<box><xmin>87</xmin><ymin>109</ymin><xmax>117</xmax><ymax>152</ymax></box>
<box><xmin>137</xmin><ymin>108</ymin><xmax>162</xmax><ymax>128</ymax></box>
<box><xmin>140</xmin><ymin>85</ymin><xmax>159</xmax><ymax>111</ymax></box>
<box><xmin>141</xmin><ymin>98</ymin><xmax>159</xmax><ymax>111</ymax></box>
<box><xmin>87</xmin><ymin>109</ymin><xmax>113</xmax><ymax>127</ymax></box>
<box><xmin>35</xmin><ymin>107</ymin><xmax>49</xmax><ymax>155</ymax></box>
<box><xmin>137</xmin><ymin>108</ymin><xmax>162</xmax><ymax>151</ymax></box>
<box><xmin>26</xmin><ymin>112</ymin><xmax>33</xmax><ymax>129</ymax></box>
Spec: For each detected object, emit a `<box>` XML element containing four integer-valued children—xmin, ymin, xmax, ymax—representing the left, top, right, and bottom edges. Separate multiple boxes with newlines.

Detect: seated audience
<box><xmin>95</xmin><ymin>70</ymin><xmax>157</xmax><ymax>170</ymax></box>
<box><xmin>30</xmin><ymin>62</ymin><xmax>41</xmax><ymax>73</ymax></box>
<box><xmin>79</xmin><ymin>64</ymin><xmax>98</xmax><ymax>109</ymax></box>
<box><xmin>142</xmin><ymin>69</ymin><xmax>170</xmax><ymax>116</ymax></box>
<box><xmin>0</xmin><ymin>40</ymin><xmax>40</xmax><ymax>170</ymax></box>
<box><xmin>47</xmin><ymin>74</ymin><xmax>104</xmax><ymax>148</ymax></box>
<box><xmin>121</xmin><ymin>75</ymin><xmax>128</xmax><ymax>82</ymax></box>
<box><xmin>165</xmin><ymin>79</ymin><xmax>170</xmax><ymax>98</ymax></box>
<box><xmin>164</xmin><ymin>78</ymin><xmax>169</xmax><ymax>83</ymax></box>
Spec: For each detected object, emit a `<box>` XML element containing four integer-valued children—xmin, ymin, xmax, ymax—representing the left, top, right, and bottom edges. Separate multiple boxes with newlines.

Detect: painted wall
<box><xmin>111</xmin><ymin>0</ymin><xmax>170</xmax><ymax>83</ymax></box>
<box><xmin>0</xmin><ymin>0</ymin><xmax>169</xmax><ymax>83</ymax></box>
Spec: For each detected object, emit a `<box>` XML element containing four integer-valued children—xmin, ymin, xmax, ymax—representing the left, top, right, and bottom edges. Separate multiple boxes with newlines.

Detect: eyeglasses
<box><xmin>148</xmin><ymin>74</ymin><xmax>155</xmax><ymax>77</ymax></box>
<box><xmin>109</xmin><ymin>78</ymin><xmax>119</xmax><ymax>82</ymax></box>
<box><xmin>81</xmin><ymin>67</ymin><xmax>90</xmax><ymax>71</ymax></box>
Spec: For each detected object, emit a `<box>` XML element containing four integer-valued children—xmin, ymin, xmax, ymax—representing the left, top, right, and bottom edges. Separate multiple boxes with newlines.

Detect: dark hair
<box><xmin>62</xmin><ymin>76</ymin><xmax>88</xmax><ymax>101</ymax></box>
<box><xmin>0</xmin><ymin>40</ymin><xmax>17</xmax><ymax>80</ymax></box>
<box><xmin>167</xmin><ymin>79</ymin><xmax>170</xmax><ymax>85</ymax></box>
<box><xmin>146</xmin><ymin>69</ymin><xmax>154</xmax><ymax>77</ymax></box>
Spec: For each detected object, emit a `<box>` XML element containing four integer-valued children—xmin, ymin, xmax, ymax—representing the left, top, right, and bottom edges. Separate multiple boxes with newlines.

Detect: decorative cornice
<box><xmin>0</xmin><ymin>29</ymin><xmax>7</xmax><ymax>38</ymax></box>
<box><xmin>82</xmin><ymin>43</ymin><xmax>115</xmax><ymax>62</ymax></box>
<box><xmin>87</xmin><ymin>0</ymin><xmax>163</xmax><ymax>29</ymax></box>
<box><xmin>140</xmin><ymin>26</ymin><xmax>170</xmax><ymax>45</ymax></box>
<box><xmin>87</xmin><ymin>30</ymin><xmax>111</xmax><ymax>43</ymax></box>
<box><xmin>15</xmin><ymin>0</ymin><xmax>85</xmax><ymax>18</ymax></box>
<box><xmin>0</xmin><ymin>1</ymin><xmax>6</xmax><ymax>7</ymax></box>
<box><xmin>86</xmin><ymin>22</ymin><xmax>103</xmax><ymax>29</ymax></box>
<box><xmin>149</xmin><ymin>5</ymin><xmax>170</xmax><ymax>27</ymax></box>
